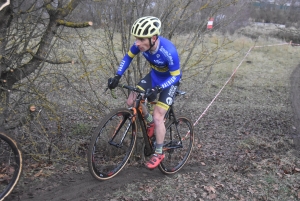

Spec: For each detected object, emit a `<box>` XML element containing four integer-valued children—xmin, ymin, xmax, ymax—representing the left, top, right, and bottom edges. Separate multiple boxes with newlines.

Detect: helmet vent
<box><xmin>133</xmin><ymin>24</ymin><xmax>139</xmax><ymax>35</ymax></box>
<box><xmin>141</xmin><ymin>21</ymin><xmax>148</xmax><ymax>27</ymax></box>
<box><xmin>143</xmin><ymin>25</ymin><xmax>151</xmax><ymax>35</ymax></box>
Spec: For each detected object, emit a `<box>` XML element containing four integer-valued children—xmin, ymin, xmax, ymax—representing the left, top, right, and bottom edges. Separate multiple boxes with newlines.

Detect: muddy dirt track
<box><xmin>4</xmin><ymin>64</ymin><xmax>300</xmax><ymax>201</ymax></box>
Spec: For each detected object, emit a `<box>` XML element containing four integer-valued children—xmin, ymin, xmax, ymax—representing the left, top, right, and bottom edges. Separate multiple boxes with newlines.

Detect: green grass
<box><xmin>71</xmin><ymin>123</ymin><xmax>91</xmax><ymax>136</ymax></box>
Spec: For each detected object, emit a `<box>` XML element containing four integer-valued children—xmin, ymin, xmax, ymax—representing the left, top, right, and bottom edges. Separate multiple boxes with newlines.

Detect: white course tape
<box><xmin>193</xmin><ymin>41</ymin><xmax>299</xmax><ymax>127</ymax></box>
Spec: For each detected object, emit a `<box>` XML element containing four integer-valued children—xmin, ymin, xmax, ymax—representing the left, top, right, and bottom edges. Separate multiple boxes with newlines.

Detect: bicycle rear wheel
<box><xmin>0</xmin><ymin>131</ymin><xmax>23</xmax><ymax>201</ymax></box>
<box><xmin>88</xmin><ymin>108</ymin><xmax>137</xmax><ymax>181</ymax></box>
<box><xmin>158</xmin><ymin>117</ymin><xmax>194</xmax><ymax>174</ymax></box>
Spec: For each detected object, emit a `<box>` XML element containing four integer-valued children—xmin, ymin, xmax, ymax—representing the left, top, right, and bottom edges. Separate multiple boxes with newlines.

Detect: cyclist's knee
<box><xmin>127</xmin><ymin>92</ymin><xmax>136</xmax><ymax>106</ymax></box>
<box><xmin>127</xmin><ymin>98</ymin><xmax>134</xmax><ymax>106</ymax></box>
<box><xmin>153</xmin><ymin>107</ymin><xmax>166</xmax><ymax>123</ymax></box>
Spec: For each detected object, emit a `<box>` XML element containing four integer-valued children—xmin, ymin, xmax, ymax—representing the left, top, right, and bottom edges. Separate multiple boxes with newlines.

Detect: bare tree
<box><xmin>0</xmin><ymin>0</ymin><xmax>92</xmax><ymax>126</ymax></box>
<box><xmin>0</xmin><ymin>0</ymin><xmax>94</xmax><ymax>162</ymax></box>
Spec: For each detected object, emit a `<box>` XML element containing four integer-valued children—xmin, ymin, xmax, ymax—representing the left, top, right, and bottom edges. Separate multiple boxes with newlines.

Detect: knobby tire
<box><xmin>87</xmin><ymin>108</ymin><xmax>137</xmax><ymax>181</ymax></box>
<box><xmin>0</xmin><ymin>131</ymin><xmax>23</xmax><ymax>201</ymax></box>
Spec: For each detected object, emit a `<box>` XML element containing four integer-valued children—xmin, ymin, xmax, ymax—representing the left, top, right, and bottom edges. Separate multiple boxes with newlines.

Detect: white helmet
<box><xmin>131</xmin><ymin>16</ymin><xmax>161</xmax><ymax>38</ymax></box>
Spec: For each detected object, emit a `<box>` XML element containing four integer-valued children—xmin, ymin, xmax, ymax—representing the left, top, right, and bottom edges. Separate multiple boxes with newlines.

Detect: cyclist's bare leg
<box><xmin>152</xmin><ymin>106</ymin><xmax>167</xmax><ymax>145</ymax></box>
<box><xmin>145</xmin><ymin>105</ymin><xmax>167</xmax><ymax>169</ymax></box>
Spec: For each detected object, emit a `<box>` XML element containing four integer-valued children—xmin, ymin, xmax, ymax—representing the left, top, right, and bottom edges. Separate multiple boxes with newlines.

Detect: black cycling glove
<box><xmin>108</xmin><ymin>75</ymin><xmax>121</xmax><ymax>89</ymax></box>
<box><xmin>145</xmin><ymin>86</ymin><xmax>162</xmax><ymax>102</ymax></box>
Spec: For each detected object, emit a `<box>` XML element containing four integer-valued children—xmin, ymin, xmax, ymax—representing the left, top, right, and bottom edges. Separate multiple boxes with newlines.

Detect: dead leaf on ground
<box><xmin>203</xmin><ymin>185</ymin><xmax>216</xmax><ymax>194</ymax></box>
<box><xmin>277</xmin><ymin>172</ymin><xmax>283</xmax><ymax>178</ymax></box>
<box><xmin>215</xmin><ymin>181</ymin><xmax>224</xmax><ymax>188</ymax></box>
<box><xmin>34</xmin><ymin>169</ymin><xmax>44</xmax><ymax>177</ymax></box>
<box><xmin>248</xmin><ymin>187</ymin><xmax>255</xmax><ymax>194</ymax></box>
<box><xmin>208</xmin><ymin>193</ymin><xmax>217</xmax><ymax>200</ymax></box>
<box><xmin>31</xmin><ymin>163</ymin><xmax>40</xmax><ymax>169</ymax></box>
<box><xmin>0</xmin><ymin>174</ymin><xmax>10</xmax><ymax>180</ymax></box>
<box><xmin>145</xmin><ymin>186</ymin><xmax>155</xmax><ymax>193</ymax></box>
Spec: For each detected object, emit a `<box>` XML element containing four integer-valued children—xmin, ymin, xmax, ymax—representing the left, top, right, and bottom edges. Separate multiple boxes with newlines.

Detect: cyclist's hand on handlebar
<box><xmin>107</xmin><ymin>75</ymin><xmax>121</xmax><ymax>90</ymax></box>
<box><xmin>145</xmin><ymin>86</ymin><xmax>162</xmax><ymax>102</ymax></box>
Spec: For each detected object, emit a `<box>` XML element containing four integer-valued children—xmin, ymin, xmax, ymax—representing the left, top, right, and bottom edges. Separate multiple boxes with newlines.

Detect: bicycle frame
<box><xmin>130</xmin><ymin>92</ymin><xmax>154</xmax><ymax>156</ymax></box>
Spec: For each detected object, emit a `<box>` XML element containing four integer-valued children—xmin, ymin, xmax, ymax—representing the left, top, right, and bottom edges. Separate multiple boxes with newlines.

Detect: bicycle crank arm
<box><xmin>164</xmin><ymin>145</ymin><xmax>183</xmax><ymax>150</ymax></box>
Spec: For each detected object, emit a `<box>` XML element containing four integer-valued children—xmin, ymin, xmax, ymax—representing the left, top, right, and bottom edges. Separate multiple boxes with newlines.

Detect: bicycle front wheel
<box><xmin>88</xmin><ymin>108</ymin><xmax>137</xmax><ymax>181</ymax></box>
<box><xmin>0</xmin><ymin>131</ymin><xmax>23</xmax><ymax>201</ymax></box>
<box><xmin>158</xmin><ymin>117</ymin><xmax>194</xmax><ymax>174</ymax></box>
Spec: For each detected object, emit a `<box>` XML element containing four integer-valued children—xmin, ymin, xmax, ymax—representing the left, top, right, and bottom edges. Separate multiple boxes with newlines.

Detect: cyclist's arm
<box><xmin>116</xmin><ymin>43</ymin><xmax>140</xmax><ymax>76</ymax></box>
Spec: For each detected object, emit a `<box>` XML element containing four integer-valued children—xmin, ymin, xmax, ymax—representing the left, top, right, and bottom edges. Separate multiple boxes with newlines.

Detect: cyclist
<box><xmin>108</xmin><ymin>16</ymin><xmax>181</xmax><ymax>169</ymax></box>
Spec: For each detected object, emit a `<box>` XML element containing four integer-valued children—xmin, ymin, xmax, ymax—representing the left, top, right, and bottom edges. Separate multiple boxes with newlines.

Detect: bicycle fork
<box><xmin>108</xmin><ymin>114</ymin><xmax>133</xmax><ymax>148</ymax></box>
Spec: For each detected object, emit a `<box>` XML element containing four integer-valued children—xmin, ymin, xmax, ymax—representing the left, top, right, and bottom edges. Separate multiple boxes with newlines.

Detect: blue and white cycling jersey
<box><xmin>116</xmin><ymin>36</ymin><xmax>181</xmax><ymax>89</ymax></box>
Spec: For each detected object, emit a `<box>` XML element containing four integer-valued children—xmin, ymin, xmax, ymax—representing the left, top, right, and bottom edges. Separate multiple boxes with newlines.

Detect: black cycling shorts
<box><xmin>137</xmin><ymin>73</ymin><xmax>180</xmax><ymax>110</ymax></box>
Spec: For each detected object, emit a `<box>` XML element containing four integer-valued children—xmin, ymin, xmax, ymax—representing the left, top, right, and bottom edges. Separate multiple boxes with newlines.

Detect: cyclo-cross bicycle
<box><xmin>88</xmin><ymin>84</ymin><xmax>194</xmax><ymax>181</ymax></box>
<box><xmin>0</xmin><ymin>130</ymin><xmax>23</xmax><ymax>201</ymax></box>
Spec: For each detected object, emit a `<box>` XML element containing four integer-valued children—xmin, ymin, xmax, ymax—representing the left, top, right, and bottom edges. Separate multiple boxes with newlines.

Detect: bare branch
<box><xmin>56</xmin><ymin>20</ymin><xmax>93</xmax><ymax>28</ymax></box>
<box><xmin>26</xmin><ymin>49</ymin><xmax>73</xmax><ymax>65</ymax></box>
